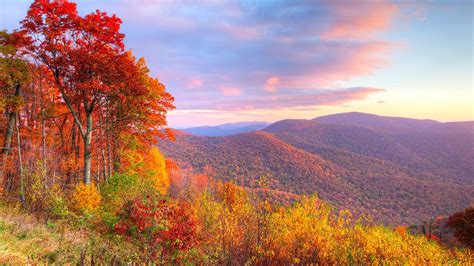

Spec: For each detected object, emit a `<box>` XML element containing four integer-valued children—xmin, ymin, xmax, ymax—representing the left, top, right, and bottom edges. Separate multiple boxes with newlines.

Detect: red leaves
<box><xmin>114</xmin><ymin>196</ymin><xmax>199</xmax><ymax>262</ymax></box>
<box><xmin>447</xmin><ymin>207</ymin><xmax>474</xmax><ymax>249</ymax></box>
<box><xmin>82</xmin><ymin>10</ymin><xmax>124</xmax><ymax>51</ymax></box>
<box><xmin>19</xmin><ymin>0</ymin><xmax>175</xmax><ymax>183</ymax></box>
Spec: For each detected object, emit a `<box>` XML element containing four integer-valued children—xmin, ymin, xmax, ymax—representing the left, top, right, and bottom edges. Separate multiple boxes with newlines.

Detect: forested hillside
<box><xmin>159</xmin><ymin>113</ymin><xmax>474</xmax><ymax>224</ymax></box>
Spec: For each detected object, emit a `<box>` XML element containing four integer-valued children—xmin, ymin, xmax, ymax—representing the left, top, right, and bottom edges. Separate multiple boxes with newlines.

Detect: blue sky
<box><xmin>1</xmin><ymin>0</ymin><xmax>472</xmax><ymax>127</ymax></box>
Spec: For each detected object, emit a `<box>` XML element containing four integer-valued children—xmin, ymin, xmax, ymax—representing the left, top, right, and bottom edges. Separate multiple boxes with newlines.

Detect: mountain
<box><xmin>159</xmin><ymin>113</ymin><xmax>474</xmax><ymax>224</ymax></box>
<box><xmin>313</xmin><ymin>112</ymin><xmax>441</xmax><ymax>131</ymax></box>
<box><xmin>181</xmin><ymin>121</ymin><xmax>270</xmax><ymax>136</ymax></box>
<box><xmin>311</xmin><ymin>112</ymin><xmax>474</xmax><ymax>184</ymax></box>
<box><xmin>313</xmin><ymin>112</ymin><xmax>474</xmax><ymax>132</ymax></box>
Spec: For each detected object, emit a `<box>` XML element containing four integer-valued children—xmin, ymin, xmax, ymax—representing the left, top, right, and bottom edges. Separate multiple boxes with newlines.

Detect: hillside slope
<box><xmin>159</xmin><ymin>128</ymin><xmax>474</xmax><ymax>224</ymax></box>
<box><xmin>311</xmin><ymin>112</ymin><xmax>474</xmax><ymax>184</ymax></box>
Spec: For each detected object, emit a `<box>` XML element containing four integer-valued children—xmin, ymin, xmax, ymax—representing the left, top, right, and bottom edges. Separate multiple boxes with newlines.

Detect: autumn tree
<box><xmin>0</xmin><ymin>31</ymin><xmax>30</xmax><ymax>194</ymax></box>
<box><xmin>19</xmin><ymin>0</ymin><xmax>173</xmax><ymax>184</ymax></box>
<box><xmin>447</xmin><ymin>207</ymin><xmax>474</xmax><ymax>249</ymax></box>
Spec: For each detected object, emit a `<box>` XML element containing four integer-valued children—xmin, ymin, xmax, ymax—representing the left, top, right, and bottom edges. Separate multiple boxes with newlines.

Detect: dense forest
<box><xmin>0</xmin><ymin>1</ymin><xmax>472</xmax><ymax>264</ymax></box>
<box><xmin>159</xmin><ymin>116</ymin><xmax>474</xmax><ymax>225</ymax></box>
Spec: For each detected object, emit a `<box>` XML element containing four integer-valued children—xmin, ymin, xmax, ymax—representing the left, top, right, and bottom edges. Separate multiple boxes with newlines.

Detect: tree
<box><xmin>447</xmin><ymin>207</ymin><xmax>474</xmax><ymax>249</ymax></box>
<box><xmin>19</xmin><ymin>0</ymin><xmax>173</xmax><ymax>184</ymax></box>
<box><xmin>0</xmin><ymin>31</ymin><xmax>30</xmax><ymax>194</ymax></box>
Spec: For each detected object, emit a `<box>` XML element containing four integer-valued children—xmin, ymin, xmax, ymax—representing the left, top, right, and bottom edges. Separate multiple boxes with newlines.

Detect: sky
<box><xmin>1</xmin><ymin>0</ymin><xmax>472</xmax><ymax>127</ymax></box>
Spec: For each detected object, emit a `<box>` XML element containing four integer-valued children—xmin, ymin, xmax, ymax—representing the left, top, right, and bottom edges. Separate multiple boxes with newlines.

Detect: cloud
<box><xmin>321</xmin><ymin>1</ymin><xmax>398</xmax><ymax>40</ymax></box>
<box><xmin>180</xmin><ymin>87</ymin><xmax>384</xmax><ymax>111</ymax></box>
<box><xmin>220</xmin><ymin>86</ymin><xmax>242</xmax><ymax>96</ymax></box>
<box><xmin>265</xmin><ymin>76</ymin><xmax>281</xmax><ymax>93</ymax></box>
<box><xmin>4</xmin><ymin>0</ymin><xmax>401</xmax><ymax>117</ymax></box>
<box><xmin>186</xmin><ymin>77</ymin><xmax>204</xmax><ymax>89</ymax></box>
<box><xmin>96</xmin><ymin>0</ymin><xmax>399</xmax><ymax>112</ymax></box>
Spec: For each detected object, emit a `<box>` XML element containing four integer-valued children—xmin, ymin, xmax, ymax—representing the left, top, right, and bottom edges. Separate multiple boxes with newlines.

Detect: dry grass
<box><xmin>0</xmin><ymin>202</ymin><xmax>86</xmax><ymax>264</ymax></box>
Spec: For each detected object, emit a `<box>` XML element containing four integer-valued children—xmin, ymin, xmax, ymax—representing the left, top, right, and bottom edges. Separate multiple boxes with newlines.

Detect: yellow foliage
<box><xmin>193</xmin><ymin>184</ymin><xmax>473</xmax><ymax>265</ymax></box>
<box><xmin>142</xmin><ymin>147</ymin><xmax>169</xmax><ymax>194</ymax></box>
<box><xmin>70</xmin><ymin>183</ymin><xmax>101</xmax><ymax>214</ymax></box>
<box><xmin>196</xmin><ymin>182</ymin><xmax>258</xmax><ymax>264</ymax></box>
<box><xmin>121</xmin><ymin>146</ymin><xmax>169</xmax><ymax>195</ymax></box>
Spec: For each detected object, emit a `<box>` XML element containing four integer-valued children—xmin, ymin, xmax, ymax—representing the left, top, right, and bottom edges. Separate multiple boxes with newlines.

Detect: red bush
<box><xmin>114</xmin><ymin>196</ymin><xmax>198</xmax><ymax>262</ymax></box>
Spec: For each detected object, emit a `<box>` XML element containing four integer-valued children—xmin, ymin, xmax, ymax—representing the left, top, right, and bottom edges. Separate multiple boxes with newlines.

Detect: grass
<box><xmin>0</xmin><ymin>202</ymin><xmax>86</xmax><ymax>264</ymax></box>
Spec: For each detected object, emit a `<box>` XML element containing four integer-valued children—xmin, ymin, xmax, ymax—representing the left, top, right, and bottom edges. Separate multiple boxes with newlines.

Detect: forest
<box><xmin>0</xmin><ymin>0</ymin><xmax>473</xmax><ymax>264</ymax></box>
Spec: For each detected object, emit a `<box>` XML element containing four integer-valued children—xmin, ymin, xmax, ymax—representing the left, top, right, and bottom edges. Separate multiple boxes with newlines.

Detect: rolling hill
<box><xmin>159</xmin><ymin>113</ymin><xmax>474</xmax><ymax>224</ymax></box>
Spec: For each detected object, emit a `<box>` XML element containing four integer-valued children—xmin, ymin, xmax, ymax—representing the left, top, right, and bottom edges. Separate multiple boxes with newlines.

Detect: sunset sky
<box><xmin>2</xmin><ymin>0</ymin><xmax>472</xmax><ymax>127</ymax></box>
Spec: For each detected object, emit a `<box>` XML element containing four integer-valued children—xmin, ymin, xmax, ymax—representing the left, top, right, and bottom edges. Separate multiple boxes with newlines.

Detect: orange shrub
<box><xmin>395</xmin><ymin>225</ymin><xmax>407</xmax><ymax>238</ymax></box>
<box><xmin>70</xmin><ymin>182</ymin><xmax>101</xmax><ymax>214</ymax></box>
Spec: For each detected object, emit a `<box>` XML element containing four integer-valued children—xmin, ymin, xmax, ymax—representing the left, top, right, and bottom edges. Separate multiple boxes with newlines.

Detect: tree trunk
<box><xmin>40</xmin><ymin>71</ymin><xmax>47</xmax><ymax>186</ymax></box>
<box><xmin>99</xmin><ymin>113</ymin><xmax>108</xmax><ymax>182</ymax></box>
<box><xmin>107</xmin><ymin>138</ymin><xmax>112</xmax><ymax>178</ymax></box>
<box><xmin>16</xmin><ymin>113</ymin><xmax>25</xmax><ymax>203</ymax></box>
<box><xmin>2</xmin><ymin>110</ymin><xmax>16</xmax><ymax>155</ymax></box>
<box><xmin>83</xmin><ymin>112</ymin><xmax>92</xmax><ymax>184</ymax></box>
<box><xmin>0</xmin><ymin>84</ymin><xmax>21</xmax><ymax>195</ymax></box>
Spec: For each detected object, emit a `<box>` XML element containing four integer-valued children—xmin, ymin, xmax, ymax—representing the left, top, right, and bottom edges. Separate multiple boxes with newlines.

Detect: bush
<box><xmin>25</xmin><ymin>165</ymin><xmax>70</xmax><ymax>220</ymax></box>
<box><xmin>70</xmin><ymin>183</ymin><xmax>101</xmax><ymax>215</ymax></box>
<box><xmin>100</xmin><ymin>173</ymin><xmax>141</xmax><ymax>215</ymax></box>
<box><xmin>114</xmin><ymin>195</ymin><xmax>199</xmax><ymax>263</ymax></box>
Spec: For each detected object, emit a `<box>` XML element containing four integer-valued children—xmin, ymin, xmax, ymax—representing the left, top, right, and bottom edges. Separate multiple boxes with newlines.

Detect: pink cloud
<box><xmin>187</xmin><ymin>87</ymin><xmax>384</xmax><ymax>111</ymax></box>
<box><xmin>322</xmin><ymin>0</ymin><xmax>399</xmax><ymax>40</ymax></box>
<box><xmin>264</xmin><ymin>76</ymin><xmax>281</xmax><ymax>92</ymax></box>
<box><xmin>218</xmin><ymin>23</ymin><xmax>260</xmax><ymax>40</ymax></box>
<box><xmin>187</xmin><ymin>77</ymin><xmax>204</xmax><ymax>89</ymax></box>
<box><xmin>220</xmin><ymin>86</ymin><xmax>242</xmax><ymax>96</ymax></box>
<box><xmin>67</xmin><ymin>1</ymin><xmax>403</xmax><ymax>113</ymax></box>
<box><xmin>261</xmin><ymin>41</ymin><xmax>395</xmax><ymax>89</ymax></box>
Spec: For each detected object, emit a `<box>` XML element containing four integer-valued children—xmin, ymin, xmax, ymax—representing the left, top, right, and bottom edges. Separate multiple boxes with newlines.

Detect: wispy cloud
<box><xmin>98</xmin><ymin>0</ymin><xmax>398</xmax><ymax>111</ymax></box>
<box><xmin>180</xmin><ymin>87</ymin><xmax>384</xmax><ymax>110</ymax></box>
<box><xmin>4</xmin><ymin>0</ymin><xmax>402</xmax><ymax>124</ymax></box>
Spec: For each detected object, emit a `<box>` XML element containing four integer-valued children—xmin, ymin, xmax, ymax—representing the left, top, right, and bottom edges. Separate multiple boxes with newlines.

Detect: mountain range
<box><xmin>181</xmin><ymin>121</ymin><xmax>270</xmax><ymax>136</ymax></box>
<box><xmin>159</xmin><ymin>112</ymin><xmax>474</xmax><ymax>224</ymax></box>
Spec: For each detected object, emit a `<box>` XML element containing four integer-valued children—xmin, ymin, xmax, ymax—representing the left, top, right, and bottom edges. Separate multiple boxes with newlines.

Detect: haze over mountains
<box><xmin>181</xmin><ymin>121</ymin><xmax>270</xmax><ymax>136</ymax></box>
<box><xmin>160</xmin><ymin>112</ymin><xmax>474</xmax><ymax>224</ymax></box>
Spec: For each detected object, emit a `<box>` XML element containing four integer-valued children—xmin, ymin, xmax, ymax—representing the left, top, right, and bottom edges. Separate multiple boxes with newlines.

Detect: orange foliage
<box><xmin>143</xmin><ymin>147</ymin><xmax>169</xmax><ymax>194</ymax></box>
<box><xmin>395</xmin><ymin>225</ymin><xmax>407</xmax><ymax>238</ymax></box>
<box><xmin>70</xmin><ymin>183</ymin><xmax>101</xmax><ymax>214</ymax></box>
<box><xmin>121</xmin><ymin>146</ymin><xmax>169</xmax><ymax>194</ymax></box>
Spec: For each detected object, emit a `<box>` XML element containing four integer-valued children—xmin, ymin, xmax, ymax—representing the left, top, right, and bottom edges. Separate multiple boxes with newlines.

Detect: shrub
<box><xmin>100</xmin><ymin>173</ymin><xmax>141</xmax><ymax>215</ymax></box>
<box><xmin>24</xmin><ymin>165</ymin><xmax>70</xmax><ymax>220</ymax></box>
<box><xmin>47</xmin><ymin>185</ymin><xmax>70</xmax><ymax>219</ymax></box>
<box><xmin>70</xmin><ymin>183</ymin><xmax>101</xmax><ymax>214</ymax></box>
<box><xmin>447</xmin><ymin>207</ymin><xmax>474</xmax><ymax>249</ymax></box>
<box><xmin>114</xmin><ymin>195</ymin><xmax>198</xmax><ymax>263</ymax></box>
<box><xmin>119</xmin><ymin>145</ymin><xmax>170</xmax><ymax>195</ymax></box>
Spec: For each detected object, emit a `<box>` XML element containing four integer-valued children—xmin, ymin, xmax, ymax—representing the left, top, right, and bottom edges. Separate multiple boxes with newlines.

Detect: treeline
<box><xmin>1</xmin><ymin>0</ymin><xmax>174</xmax><ymax>199</ymax></box>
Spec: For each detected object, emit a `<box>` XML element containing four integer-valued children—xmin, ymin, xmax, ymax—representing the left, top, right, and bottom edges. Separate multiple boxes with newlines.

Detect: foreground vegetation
<box><xmin>1</xmin><ymin>177</ymin><xmax>473</xmax><ymax>264</ymax></box>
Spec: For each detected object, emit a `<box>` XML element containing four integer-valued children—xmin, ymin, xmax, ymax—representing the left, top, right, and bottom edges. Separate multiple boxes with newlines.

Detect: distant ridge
<box><xmin>313</xmin><ymin>112</ymin><xmax>439</xmax><ymax>130</ymax></box>
<box><xmin>312</xmin><ymin>112</ymin><xmax>473</xmax><ymax>132</ymax></box>
<box><xmin>181</xmin><ymin>121</ymin><xmax>270</xmax><ymax>136</ymax></box>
